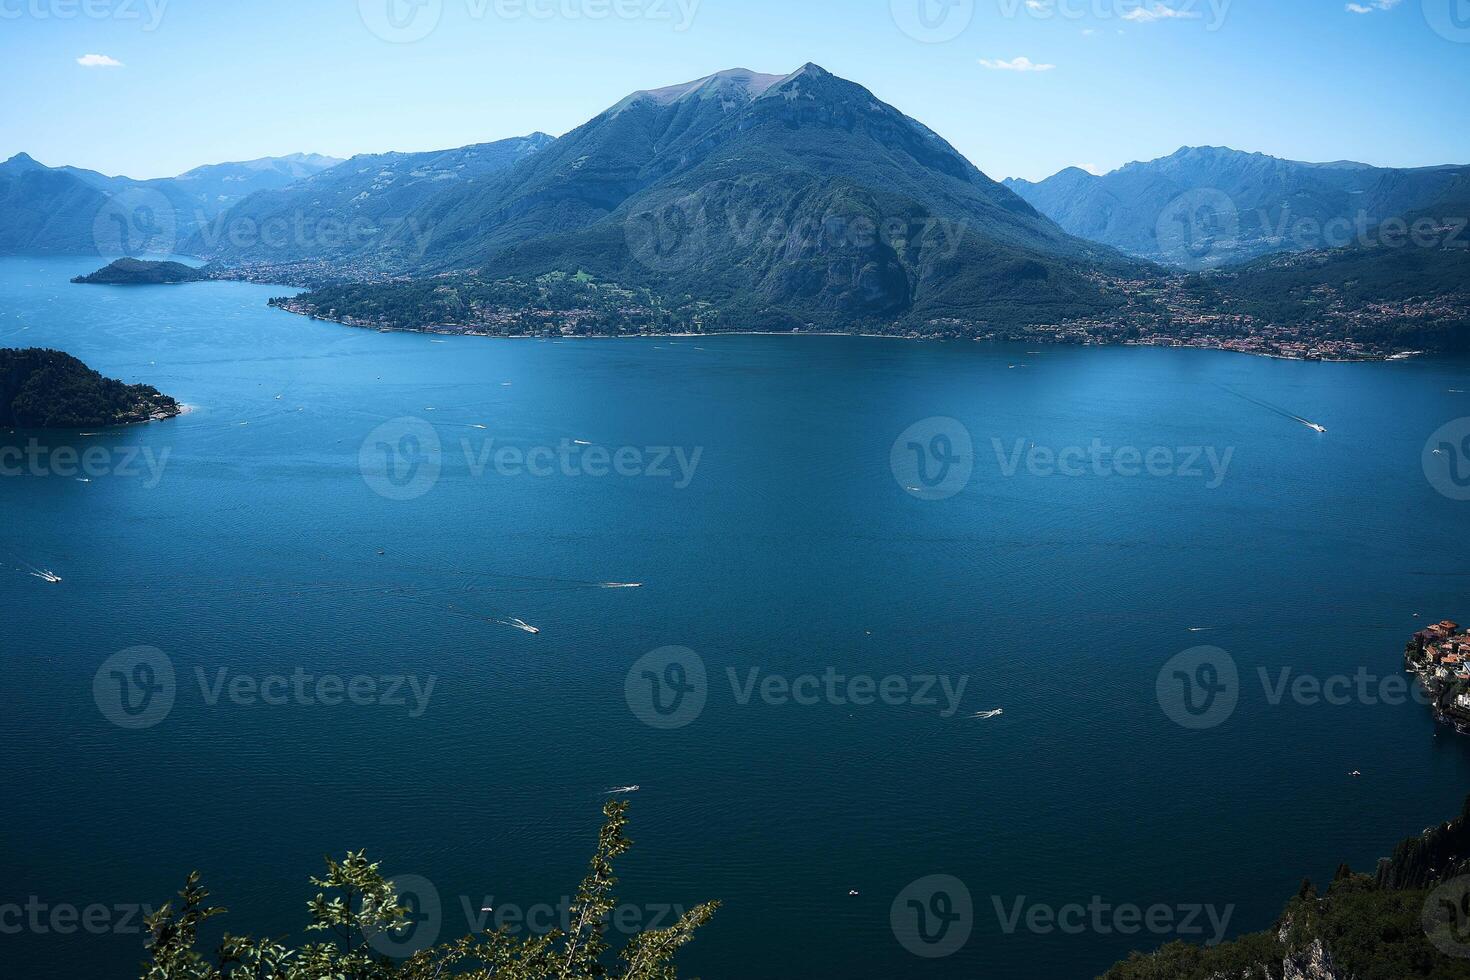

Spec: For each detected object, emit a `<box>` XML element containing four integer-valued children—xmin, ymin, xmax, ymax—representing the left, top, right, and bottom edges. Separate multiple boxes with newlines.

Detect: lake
<box><xmin>2</xmin><ymin>254</ymin><xmax>1468</xmax><ymax>979</ymax></box>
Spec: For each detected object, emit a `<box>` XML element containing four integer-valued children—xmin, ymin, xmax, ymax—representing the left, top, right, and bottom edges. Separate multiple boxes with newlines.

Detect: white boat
<box><xmin>503</xmin><ymin>617</ymin><xmax>540</xmax><ymax>635</ymax></box>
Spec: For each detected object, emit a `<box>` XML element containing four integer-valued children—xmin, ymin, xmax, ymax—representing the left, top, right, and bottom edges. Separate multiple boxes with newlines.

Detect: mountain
<box><xmin>0</xmin><ymin>154</ymin><xmax>112</xmax><ymax>254</ymax></box>
<box><xmin>1006</xmin><ymin>146</ymin><xmax>1470</xmax><ymax>270</ymax></box>
<box><xmin>0</xmin><ymin>151</ymin><xmax>341</xmax><ymax>255</ymax></box>
<box><xmin>185</xmin><ymin>134</ymin><xmax>555</xmax><ymax>266</ymax></box>
<box><xmin>254</xmin><ymin>65</ymin><xmax>1136</xmax><ymax>331</ymax></box>
<box><xmin>165</xmin><ymin>153</ymin><xmax>343</xmax><ymax>217</ymax></box>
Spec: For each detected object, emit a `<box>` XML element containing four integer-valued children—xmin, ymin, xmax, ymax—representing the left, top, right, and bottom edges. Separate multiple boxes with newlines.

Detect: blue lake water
<box><xmin>2</xmin><ymin>254</ymin><xmax>1469</xmax><ymax>979</ymax></box>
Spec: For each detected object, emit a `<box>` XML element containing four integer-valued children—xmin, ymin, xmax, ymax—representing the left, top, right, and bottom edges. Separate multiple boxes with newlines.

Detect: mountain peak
<box><xmin>2</xmin><ymin>152</ymin><xmax>43</xmax><ymax>172</ymax></box>
<box><xmin>625</xmin><ymin>68</ymin><xmax>785</xmax><ymax>108</ymax></box>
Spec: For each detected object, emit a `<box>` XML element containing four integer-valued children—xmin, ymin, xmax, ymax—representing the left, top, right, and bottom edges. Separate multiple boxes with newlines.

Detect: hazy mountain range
<box><xmin>184</xmin><ymin>135</ymin><xmax>553</xmax><ymax>265</ymax></box>
<box><xmin>0</xmin><ymin>151</ymin><xmax>342</xmax><ymax>255</ymax></box>
<box><xmin>1006</xmin><ymin>147</ymin><xmax>1470</xmax><ymax>270</ymax></box>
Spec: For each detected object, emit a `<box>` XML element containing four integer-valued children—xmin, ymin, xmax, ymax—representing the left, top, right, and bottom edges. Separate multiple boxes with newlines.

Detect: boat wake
<box><xmin>605</xmin><ymin>785</ymin><xmax>640</xmax><ymax>794</ymax></box>
<box><xmin>1214</xmin><ymin>384</ymin><xmax>1326</xmax><ymax>433</ymax></box>
<box><xmin>498</xmin><ymin>617</ymin><xmax>541</xmax><ymax>634</ymax></box>
<box><xmin>971</xmin><ymin>709</ymin><xmax>1003</xmax><ymax>720</ymax></box>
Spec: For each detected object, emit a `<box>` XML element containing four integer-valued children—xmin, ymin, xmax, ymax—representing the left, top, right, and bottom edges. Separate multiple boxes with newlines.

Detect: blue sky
<box><xmin>1</xmin><ymin>0</ymin><xmax>1467</xmax><ymax>181</ymax></box>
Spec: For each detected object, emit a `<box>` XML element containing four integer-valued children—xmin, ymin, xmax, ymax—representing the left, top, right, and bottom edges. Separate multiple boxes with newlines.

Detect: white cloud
<box><xmin>1346</xmin><ymin>0</ymin><xmax>1400</xmax><ymax>11</ymax></box>
<box><xmin>76</xmin><ymin>54</ymin><xmax>124</xmax><ymax>68</ymax></box>
<box><xmin>1077</xmin><ymin>163</ymin><xmax>1103</xmax><ymax>175</ymax></box>
<box><xmin>1025</xmin><ymin>0</ymin><xmax>1052</xmax><ymax>9</ymax></box>
<box><xmin>980</xmin><ymin>56</ymin><xmax>1057</xmax><ymax>72</ymax></box>
<box><xmin>1121</xmin><ymin>3</ymin><xmax>1200</xmax><ymax>22</ymax></box>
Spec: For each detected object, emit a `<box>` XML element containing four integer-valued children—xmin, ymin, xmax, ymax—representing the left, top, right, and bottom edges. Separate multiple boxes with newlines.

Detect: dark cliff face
<box><xmin>1377</xmin><ymin>796</ymin><xmax>1470</xmax><ymax>891</ymax></box>
<box><xmin>1103</xmin><ymin>797</ymin><xmax>1470</xmax><ymax>979</ymax></box>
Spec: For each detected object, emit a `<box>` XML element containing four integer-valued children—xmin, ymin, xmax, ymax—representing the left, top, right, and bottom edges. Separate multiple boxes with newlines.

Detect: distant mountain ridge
<box><xmin>185</xmin><ymin>133</ymin><xmax>555</xmax><ymax>267</ymax></box>
<box><xmin>0</xmin><ymin>151</ymin><xmax>343</xmax><ymax>256</ymax></box>
<box><xmin>1006</xmin><ymin>146</ymin><xmax>1470</xmax><ymax>269</ymax></box>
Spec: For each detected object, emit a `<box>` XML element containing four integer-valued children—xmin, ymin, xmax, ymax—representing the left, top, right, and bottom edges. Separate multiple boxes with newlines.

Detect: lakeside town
<box><xmin>1406</xmin><ymin>620</ymin><xmax>1470</xmax><ymax>732</ymax></box>
<box><xmin>229</xmin><ymin>259</ymin><xmax>1450</xmax><ymax>362</ymax></box>
<box><xmin>1016</xmin><ymin>271</ymin><xmax>1441</xmax><ymax>361</ymax></box>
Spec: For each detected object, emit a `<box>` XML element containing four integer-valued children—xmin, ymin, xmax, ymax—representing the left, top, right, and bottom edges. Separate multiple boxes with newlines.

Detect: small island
<box><xmin>72</xmin><ymin>257</ymin><xmax>208</xmax><ymax>285</ymax></box>
<box><xmin>0</xmin><ymin>348</ymin><xmax>180</xmax><ymax>428</ymax></box>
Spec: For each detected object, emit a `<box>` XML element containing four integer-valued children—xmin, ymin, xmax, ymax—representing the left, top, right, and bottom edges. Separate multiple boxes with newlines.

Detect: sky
<box><xmin>1</xmin><ymin>0</ymin><xmax>1468</xmax><ymax>181</ymax></box>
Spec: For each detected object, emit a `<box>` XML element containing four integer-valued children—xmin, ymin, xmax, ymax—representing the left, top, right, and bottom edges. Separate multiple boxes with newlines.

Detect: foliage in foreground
<box><xmin>142</xmin><ymin>802</ymin><xmax>717</xmax><ymax>980</ymax></box>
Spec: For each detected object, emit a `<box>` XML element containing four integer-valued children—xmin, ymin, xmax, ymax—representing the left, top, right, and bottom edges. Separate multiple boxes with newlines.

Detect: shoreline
<box><xmin>1405</xmin><ymin>620</ymin><xmax>1470</xmax><ymax>734</ymax></box>
<box><xmin>266</xmin><ymin>305</ymin><xmax>1416</xmax><ymax>363</ymax></box>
